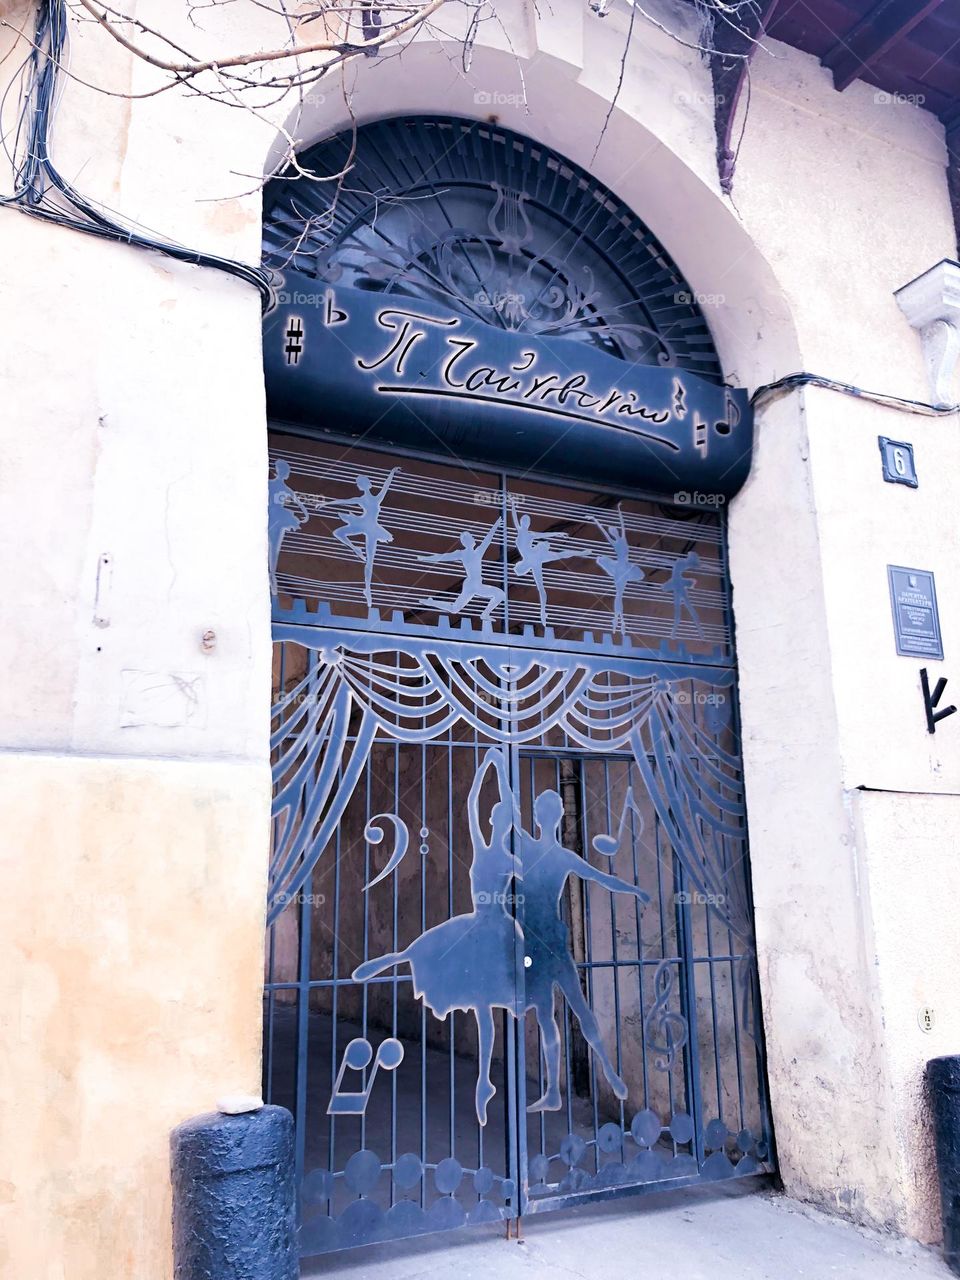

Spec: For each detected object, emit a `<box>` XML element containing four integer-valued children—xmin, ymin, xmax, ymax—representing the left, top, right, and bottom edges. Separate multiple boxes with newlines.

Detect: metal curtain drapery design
<box><xmin>268</xmin><ymin>631</ymin><xmax>739</xmax><ymax>930</ymax></box>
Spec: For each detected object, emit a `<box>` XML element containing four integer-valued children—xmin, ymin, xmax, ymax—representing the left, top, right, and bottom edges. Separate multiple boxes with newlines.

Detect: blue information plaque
<box><xmin>887</xmin><ymin>566</ymin><xmax>944</xmax><ymax>660</ymax></box>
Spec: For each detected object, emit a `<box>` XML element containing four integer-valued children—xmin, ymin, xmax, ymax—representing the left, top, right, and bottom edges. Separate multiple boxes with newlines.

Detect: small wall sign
<box><xmin>888</xmin><ymin>566</ymin><xmax>944</xmax><ymax>659</ymax></box>
<box><xmin>878</xmin><ymin>437</ymin><xmax>918</xmax><ymax>488</ymax></box>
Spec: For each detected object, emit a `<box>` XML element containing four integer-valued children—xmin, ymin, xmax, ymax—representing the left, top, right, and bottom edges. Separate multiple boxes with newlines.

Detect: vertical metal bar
<box><xmin>500</xmin><ymin>469</ymin><xmax>511</xmax><ymax>635</ymax></box>
<box><xmin>360</xmin><ymin>756</ymin><xmax>372</xmax><ymax>1155</ymax></box>
<box><xmin>293</xmin><ymin>653</ymin><xmax>317</xmax><ymax>1207</ymax></box>
<box><xmin>447</xmin><ymin>741</ymin><xmax>456</xmax><ymax>1161</ymax></box>
<box><xmin>692</xmin><ymin>681</ymin><xmax>723</xmax><ymax>1131</ymax></box>
<box><xmin>390</xmin><ymin>739</ymin><xmax>400</xmax><ymax>1202</ymax></box>
<box><xmin>507</xmin><ymin>668</ymin><xmax>526</xmax><ymax>1220</ymax></box>
<box><xmin>675</xmin><ymin>852</ymin><xmax>705</xmax><ymax>1169</ymax></box>
<box><xmin>419</xmin><ymin>739</ymin><xmax>427</xmax><ymax>1210</ymax></box>
<box><xmin>628</xmin><ymin>757</ymin><xmax>649</xmax><ymax>1108</ymax></box>
<box><xmin>577</xmin><ymin>765</ymin><xmax>600</xmax><ymax>1174</ymax></box>
<box><xmin>602</xmin><ymin>753</ymin><xmax>625</xmax><ymax>1156</ymax></box>
<box><xmin>652</xmin><ymin>810</ymin><xmax>676</xmax><ymax>1141</ymax></box>
<box><xmin>328</xmin><ymin>749</ymin><xmax>344</xmax><ymax>1214</ymax></box>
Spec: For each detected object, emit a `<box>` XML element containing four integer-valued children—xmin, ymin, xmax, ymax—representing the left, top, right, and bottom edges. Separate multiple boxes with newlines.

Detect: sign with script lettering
<box><xmin>263</xmin><ymin>274</ymin><xmax>753</xmax><ymax>497</ymax></box>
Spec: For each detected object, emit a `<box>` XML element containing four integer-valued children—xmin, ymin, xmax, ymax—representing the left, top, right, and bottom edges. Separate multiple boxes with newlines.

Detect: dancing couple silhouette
<box><xmin>352</xmin><ymin>748</ymin><xmax>650</xmax><ymax>1125</ymax></box>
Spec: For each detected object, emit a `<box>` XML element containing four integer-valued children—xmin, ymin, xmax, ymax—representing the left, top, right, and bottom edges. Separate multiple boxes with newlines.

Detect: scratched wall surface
<box><xmin>1</xmin><ymin>0</ymin><xmax>959</xmax><ymax>1272</ymax></box>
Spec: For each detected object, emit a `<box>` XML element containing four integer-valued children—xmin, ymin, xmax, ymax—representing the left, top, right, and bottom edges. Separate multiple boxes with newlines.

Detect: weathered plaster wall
<box><xmin>0</xmin><ymin>8</ymin><xmax>277</xmax><ymax>1279</ymax></box>
<box><xmin>0</xmin><ymin>753</ymin><xmax>271</xmax><ymax>1279</ymax></box>
<box><xmin>855</xmin><ymin>789</ymin><xmax>960</xmax><ymax>1243</ymax></box>
<box><xmin>730</xmin><ymin>43</ymin><xmax>960</xmax><ymax>1239</ymax></box>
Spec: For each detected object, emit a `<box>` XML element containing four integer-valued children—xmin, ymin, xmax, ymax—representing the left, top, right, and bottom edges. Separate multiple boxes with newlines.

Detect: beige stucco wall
<box><xmin>1</xmin><ymin>0</ymin><xmax>959</xmax><ymax>1271</ymax></box>
<box><xmin>0</xmin><ymin>753</ymin><xmax>270</xmax><ymax>1280</ymax></box>
<box><xmin>730</xmin><ymin>45</ymin><xmax>959</xmax><ymax>1239</ymax></box>
<box><xmin>0</xmin><ymin>8</ymin><xmax>276</xmax><ymax>1279</ymax></box>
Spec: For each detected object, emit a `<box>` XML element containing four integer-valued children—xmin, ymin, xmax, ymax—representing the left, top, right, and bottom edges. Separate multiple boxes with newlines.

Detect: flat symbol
<box><xmin>327</xmin><ymin>1037</ymin><xmax>404</xmax><ymax>1115</ymax></box>
<box><xmin>325</xmin><ymin>290</ymin><xmax>348</xmax><ymax>326</ymax></box>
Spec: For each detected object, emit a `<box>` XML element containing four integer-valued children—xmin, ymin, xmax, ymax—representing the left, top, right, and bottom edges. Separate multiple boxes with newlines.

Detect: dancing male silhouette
<box><xmin>418</xmin><ymin>518</ymin><xmax>505</xmax><ymax>622</ymax></box>
<box><xmin>666</xmin><ymin>551</ymin><xmax>705</xmax><ymax>640</ymax></box>
<box><xmin>319</xmin><ymin>468</ymin><xmax>399</xmax><ymax>607</ymax></box>
<box><xmin>512</xmin><ymin>507</ymin><xmax>569</xmax><ymax>627</ymax></box>
<box><xmin>593</xmin><ymin>507</ymin><xmax>644</xmax><ymax>636</ymax></box>
<box><xmin>267</xmin><ymin>459</ymin><xmax>310</xmax><ymax>595</ymax></box>
<box><xmin>517</xmin><ymin>788</ymin><xmax>650</xmax><ymax>1112</ymax></box>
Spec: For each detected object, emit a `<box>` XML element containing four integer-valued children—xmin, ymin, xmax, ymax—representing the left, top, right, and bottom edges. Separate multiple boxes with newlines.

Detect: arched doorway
<box><xmin>261</xmin><ymin>116</ymin><xmax>773</xmax><ymax>1260</ymax></box>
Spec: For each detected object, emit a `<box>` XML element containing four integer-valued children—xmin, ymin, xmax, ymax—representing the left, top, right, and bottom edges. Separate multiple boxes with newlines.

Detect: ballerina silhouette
<box><xmin>593</xmin><ymin>507</ymin><xmax>644</xmax><ymax>636</ymax></box>
<box><xmin>319</xmin><ymin>469</ymin><xmax>399</xmax><ymax>607</ymax></box>
<box><xmin>352</xmin><ymin>748</ymin><xmax>521</xmax><ymax>1125</ymax></box>
<box><xmin>667</xmin><ymin>551</ymin><xmax>705</xmax><ymax>640</ymax></box>
<box><xmin>418</xmin><ymin>519</ymin><xmax>505</xmax><ymax>622</ymax></box>
<box><xmin>267</xmin><ymin>459</ymin><xmax>310</xmax><ymax>595</ymax></box>
<box><xmin>512</xmin><ymin>507</ymin><xmax>570</xmax><ymax>627</ymax></box>
<box><xmin>517</xmin><ymin>789</ymin><xmax>650</xmax><ymax>1111</ymax></box>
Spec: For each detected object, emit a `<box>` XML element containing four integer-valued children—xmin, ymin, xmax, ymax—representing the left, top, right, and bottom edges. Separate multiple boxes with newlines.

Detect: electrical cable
<box><xmin>9</xmin><ymin>3</ymin><xmax>958</xmax><ymax>397</ymax></box>
<box><xmin>751</xmin><ymin>372</ymin><xmax>958</xmax><ymax>417</ymax></box>
<box><xmin>1</xmin><ymin>0</ymin><xmax>273</xmax><ymax>307</ymax></box>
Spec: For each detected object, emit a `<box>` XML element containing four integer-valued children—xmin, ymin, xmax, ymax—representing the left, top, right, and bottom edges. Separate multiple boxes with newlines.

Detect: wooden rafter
<box><xmin>823</xmin><ymin>0</ymin><xmax>945</xmax><ymax>93</ymax></box>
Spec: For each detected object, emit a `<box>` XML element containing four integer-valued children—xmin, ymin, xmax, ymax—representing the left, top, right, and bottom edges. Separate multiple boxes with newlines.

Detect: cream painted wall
<box><xmin>730</xmin><ymin>43</ymin><xmax>960</xmax><ymax>1238</ymax></box>
<box><xmin>0</xmin><ymin>753</ymin><xmax>270</xmax><ymax>1280</ymax></box>
<box><xmin>0</xmin><ymin>8</ymin><xmax>277</xmax><ymax>1279</ymax></box>
<box><xmin>1</xmin><ymin>0</ymin><xmax>959</xmax><ymax>1271</ymax></box>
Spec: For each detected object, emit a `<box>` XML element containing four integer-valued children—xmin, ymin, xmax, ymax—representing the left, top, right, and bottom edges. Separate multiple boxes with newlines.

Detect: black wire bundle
<box><xmin>751</xmin><ymin>372</ymin><xmax>959</xmax><ymax>417</ymax></box>
<box><xmin>1</xmin><ymin>0</ymin><xmax>272</xmax><ymax>306</ymax></box>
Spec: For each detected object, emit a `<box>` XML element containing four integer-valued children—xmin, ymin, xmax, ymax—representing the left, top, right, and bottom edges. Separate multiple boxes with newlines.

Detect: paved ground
<box><xmin>307</xmin><ymin>1183</ymin><xmax>952</xmax><ymax>1280</ymax></box>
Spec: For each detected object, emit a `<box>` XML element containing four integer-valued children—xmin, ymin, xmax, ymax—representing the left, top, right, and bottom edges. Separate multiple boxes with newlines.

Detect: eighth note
<box><xmin>592</xmin><ymin>786</ymin><xmax>644</xmax><ymax>856</ymax></box>
<box><xmin>327</xmin><ymin>1036</ymin><xmax>404</xmax><ymax>1115</ymax></box>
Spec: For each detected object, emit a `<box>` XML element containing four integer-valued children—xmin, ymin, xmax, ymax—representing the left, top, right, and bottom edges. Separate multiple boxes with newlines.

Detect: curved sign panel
<box><xmin>264</xmin><ymin>272</ymin><xmax>753</xmax><ymax>499</ymax></box>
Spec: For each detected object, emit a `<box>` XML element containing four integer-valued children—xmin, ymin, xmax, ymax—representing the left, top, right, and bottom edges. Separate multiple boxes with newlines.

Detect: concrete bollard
<box><xmin>927</xmin><ymin>1055</ymin><xmax>960</xmax><ymax>1277</ymax></box>
<box><xmin>171</xmin><ymin>1104</ymin><xmax>297</xmax><ymax>1280</ymax></box>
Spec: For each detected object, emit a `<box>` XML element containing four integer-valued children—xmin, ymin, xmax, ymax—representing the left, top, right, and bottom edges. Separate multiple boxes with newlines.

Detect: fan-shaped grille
<box><xmin>263</xmin><ymin>116</ymin><xmax>722</xmax><ymax>381</ymax></box>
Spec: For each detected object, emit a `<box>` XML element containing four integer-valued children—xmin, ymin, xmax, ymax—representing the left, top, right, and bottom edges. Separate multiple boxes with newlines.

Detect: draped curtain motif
<box><xmin>269</xmin><ymin>626</ymin><xmax>759</xmax><ymax>1041</ymax></box>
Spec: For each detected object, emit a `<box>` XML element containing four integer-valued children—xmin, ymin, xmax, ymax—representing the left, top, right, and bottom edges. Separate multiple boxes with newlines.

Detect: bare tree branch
<box><xmin>72</xmin><ymin>0</ymin><xmax>450</xmax><ymax>75</ymax></box>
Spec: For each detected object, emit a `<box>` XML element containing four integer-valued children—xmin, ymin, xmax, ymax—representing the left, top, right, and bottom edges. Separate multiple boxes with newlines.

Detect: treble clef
<box><xmin>644</xmin><ymin>960</ymin><xmax>688</xmax><ymax>1071</ymax></box>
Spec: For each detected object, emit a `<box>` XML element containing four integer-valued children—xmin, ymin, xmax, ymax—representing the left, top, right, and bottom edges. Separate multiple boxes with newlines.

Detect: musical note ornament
<box><xmin>592</xmin><ymin>786</ymin><xmax>643</xmax><ymax>856</ymax></box>
<box><xmin>327</xmin><ymin>1036</ymin><xmax>405</xmax><ymax>1116</ymax></box>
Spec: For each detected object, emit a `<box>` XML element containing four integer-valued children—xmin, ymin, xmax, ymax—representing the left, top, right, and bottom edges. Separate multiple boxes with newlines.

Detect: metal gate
<box><xmin>263</xmin><ymin>435</ymin><xmax>774</xmax><ymax>1258</ymax></box>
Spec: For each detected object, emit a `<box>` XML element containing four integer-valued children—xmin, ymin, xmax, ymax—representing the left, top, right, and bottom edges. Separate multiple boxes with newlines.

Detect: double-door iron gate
<box><xmin>264</xmin><ymin>436</ymin><xmax>774</xmax><ymax>1257</ymax></box>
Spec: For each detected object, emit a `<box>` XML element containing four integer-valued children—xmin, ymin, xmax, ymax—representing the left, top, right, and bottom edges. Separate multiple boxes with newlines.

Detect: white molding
<box><xmin>895</xmin><ymin>258</ymin><xmax>960</xmax><ymax>407</ymax></box>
